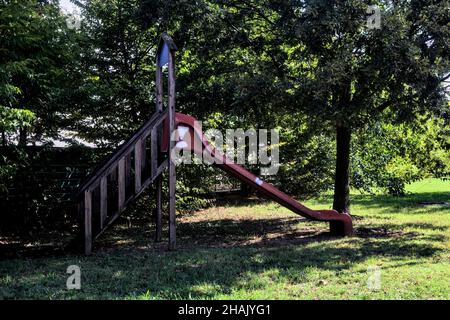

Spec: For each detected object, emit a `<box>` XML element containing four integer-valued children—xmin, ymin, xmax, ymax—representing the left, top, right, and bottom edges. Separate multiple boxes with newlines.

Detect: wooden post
<box><xmin>167</xmin><ymin>49</ymin><xmax>176</xmax><ymax>251</ymax></box>
<box><xmin>155</xmin><ymin>174</ymin><xmax>163</xmax><ymax>242</ymax></box>
<box><xmin>100</xmin><ymin>176</ymin><xmax>107</xmax><ymax>229</ymax></box>
<box><xmin>141</xmin><ymin>138</ymin><xmax>147</xmax><ymax>173</ymax></box>
<box><xmin>84</xmin><ymin>190</ymin><xmax>92</xmax><ymax>255</ymax></box>
<box><xmin>118</xmin><ymin>158</ymin><xmax>126</xmax><ymax>211</ymax></box>
<box><xmin>154</xmin><ymin>54</ymin><xmax>163</xmax><ymax>243</ymax></box>
<box><xmin>156</xmin><ymin>64</ymin><xmax>163</xmax><ymax>111</ymax></box>
<box><xmin>135</xmin><ymin>139</ymin><xmax>142</xmax><ymax>192</ymax></box>
<box><xmin>154</xmin><ymin>33</ymin><xmax>178</xmax><ymax>248</ymax></box>
<box><xmin>151</xmin><ymin>125</ymin><xmax>163</xmax><ymax>242</ymax></box>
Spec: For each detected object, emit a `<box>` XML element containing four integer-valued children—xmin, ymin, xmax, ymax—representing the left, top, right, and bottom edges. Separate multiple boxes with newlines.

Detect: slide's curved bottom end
<box><xmin>329</xmin><ymin>215</ymin><xmax>353</xmax><ymax>236</ymax></box>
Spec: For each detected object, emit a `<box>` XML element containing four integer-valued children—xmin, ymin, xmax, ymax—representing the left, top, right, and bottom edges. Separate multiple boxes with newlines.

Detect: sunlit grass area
<box><xmin>0</xmin><ymin>179</ymin><xmax>449</xmax><ymax>299</ymax></box>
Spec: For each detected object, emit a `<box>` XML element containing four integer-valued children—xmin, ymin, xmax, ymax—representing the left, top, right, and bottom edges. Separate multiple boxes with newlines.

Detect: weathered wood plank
<box><xmin>156</xmin><ymin>65</ymin><xmax>163</xmax><ymax>112</ymax></box>
<box><xmin>141</xmin><ymin>138</ymin><xmax>147</xmax><ymax>173</ymax></box>
<box><xmin>155</xmin><ymin>159</ymin><xmax>168</xmax><ymax>179</ymax></box>
<box><xmin>153</xmin><ymin>59</ymin><xmax>163</xmax><ymax>242</ymax></box>
<box><xmin>100</xmin><ymin>176</ymin><xmax>107</xmax><ymax>229</ymax></box>
<box><xmin>135</xmin><ymin>139</ymin><xmax>142</xmax><ymax>192</ymax></box>
<box><xmin>151</xmin><ymin>125</ymin><xmax>158</xmax><ymax>179</ymax></box>
<box><xmin>125</xmin><ymin>153</ymin><xmax>132</xmax><ymax>187</ymax></box>
<box><xmin>84</xmin><ymin>190</ymin><xmax>92</xmax><ymax>255</ymax></box>
<box><xmin>118</xmin><ymin>159</ymin><xmax>126</xmax><ymax>211</ymax></box>
<box><xmin>154</xmin><ymin>60</ymin><xmax>163</xmax><ymax>243</ymax></box>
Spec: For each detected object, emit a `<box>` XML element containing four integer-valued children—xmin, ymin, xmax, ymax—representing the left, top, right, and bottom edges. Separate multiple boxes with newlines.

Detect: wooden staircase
<box><xmin>77</xmin><ymin>110</ymin><xmax>169</xmax><ymax>254</ymax></box>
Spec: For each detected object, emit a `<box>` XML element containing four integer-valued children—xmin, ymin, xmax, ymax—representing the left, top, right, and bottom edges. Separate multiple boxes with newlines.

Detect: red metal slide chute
<box><xmin>170</xmin><ymin>113</ymin><xmax>353</xmax><ymax>236</ymax></box>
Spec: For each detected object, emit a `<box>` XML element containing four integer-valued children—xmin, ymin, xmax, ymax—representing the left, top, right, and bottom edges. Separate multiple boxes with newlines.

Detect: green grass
<box><xmin>1</xmin><ymin>178</ymin><xmax>449</xmax><ymax>300</ymax></box>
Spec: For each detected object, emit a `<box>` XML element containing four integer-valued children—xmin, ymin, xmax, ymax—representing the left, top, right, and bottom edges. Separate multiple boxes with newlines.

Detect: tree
<box><xmin>215</xmin><ymin>0</ymin><xmax>449</xmax><ymax>213</ymax></box>
<box><xmin>76</xmin><ymin>0</ymin><xmax>237</xmax><ymax>145</ymax></box>
<box><xmin>0</xmin><ymin>0</ymin><xmax>81</xmax><ymax>146</ymax></box>
<box><xmin>1</xmin><ymin>0</ymin><xmax>83</xmax><ymax>196</ymax></box>
<box><xmin>294</xmin><ymin>0</ymin><xmax>449</xmax><ymax>212</ymax></box>
<box><xmin>74</xmin><ymin>0</ymin><xmax>176</xmax><ymax>146</ymax></box>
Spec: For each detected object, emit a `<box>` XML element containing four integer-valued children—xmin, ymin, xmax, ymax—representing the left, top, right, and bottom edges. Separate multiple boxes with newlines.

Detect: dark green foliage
<box><xmin>0</xmin><ymin>0</ymin><xmax>83</xmax><ymax>198</ymax></box>
<box><xmin>0</xmin><ymin>0</ymin><xmax>82</xmax><ymax>144</ymax></box>
<box><xmin>243</xmin><ymin>0</ymin><xmax>450</xmax><ymax>210</ymax></box>
<box><xmin>351</xmin><ymin>114</ymin><xmax>450</xmax><ymax>196</ymax></box>
<box><xmin>0</xmin><ymin>0</ymin><xmax>449</xmax><ymax>236</ymax></box>
<box><xmin>0</xmin><ymin>146</ymin><xmax>99</xmax><ymax>234</ymax></box>
<box><xmin>73</xmin><ymin>0</ymin><xmax>159</xmax><ymax>146</ymax></box>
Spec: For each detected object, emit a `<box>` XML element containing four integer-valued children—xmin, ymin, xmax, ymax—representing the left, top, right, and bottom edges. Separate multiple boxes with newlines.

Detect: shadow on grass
<box><xmin>2</xmin><ymin>232</ymin><xmax>442</xmax><ymax>299</ymax></box>
<box><xmin>101</xmin><ymin>215</ymin><xmax>445</xmax><ymax>298</ymax></box>
<box><xmin>309</xmin><ymin>192</ymin><xmax>450</xmax><ymax>216</ymax></box>
<box><xmin>1</xmin><ymin>188</ymin><xmax>449</xmax><ymax>299</ymax></box>
<box><xmin>0</xmin><ymin>212</ymin><xmax>446</xmax><ymax>299</ymax></box>
<box><xmin>351</xmin><ymin>192</ymin><xmax>450</xmax><ymax>211</ymax></box>
<box><xmin>86</xmin><ymin>232</ymin><xmax>445</xmax><ymax>299</ymax></box>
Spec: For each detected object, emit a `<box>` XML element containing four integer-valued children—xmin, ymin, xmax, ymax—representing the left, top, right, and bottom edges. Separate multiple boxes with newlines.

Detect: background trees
<box><xmin>213</xmin><ymin>0</ymin><xmax>449</xmax><ymax>213</ymax></box>
<box><xmin>0</xmin><ymin>0</ymin><xmax>449</xmax><ymax>233</ymax></box>
<box><xmin>352</xmin><ymin>114</ymin><xmax>450</xmax><ymax>195</ymax></box>
<box><xmin>288</xmin><ymin>0</ymin><xmax>449</xmax><ymax>213</ymax></box>
<box><xmin>72</xmin><ymin>0</ymin><xmax>160</xmax><ymax>146</ymax></box>
<box><xmin>0</xmin><ymin>0</ymin><xmax>81</xmax><ymax>146</ymax></box>
<box><xmin>161</xmin><ymin>0</ymin><xmax>450</xmax><ymax>211</ymax></box>
<box><xmin>1</xmin><ymin>0</ymin><xmax>83</xmax><ymax>198</ymax></box>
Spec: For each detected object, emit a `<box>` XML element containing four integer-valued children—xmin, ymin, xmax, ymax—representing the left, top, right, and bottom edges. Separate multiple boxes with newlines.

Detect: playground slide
<box><xmin>172</xmin><ymin>113</ymin><xmax>353</xmax><ymax>236</ymax></box>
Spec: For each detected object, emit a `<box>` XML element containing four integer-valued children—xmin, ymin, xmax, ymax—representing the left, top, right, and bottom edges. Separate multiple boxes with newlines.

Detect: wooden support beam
<box><xmin>155</xmin><ymin>57</ymin><xmax>164</xmax><ymax>244</ymax></box>
<box><xmin>110</xmin><ymin>166</ymin><xmax>117</xmax><ymax>181</ymax></box>
<box><xmin>135</xmin><ymin>140</ymin><xmax>142</xmax><ymax>192</ymax></box>
<box><xmin>100</xmin><ymin>176</ymin><xmax>107</xmax><ymax>229</ymax></box>
<box><xmin>155</xmin><ymin>176</ymin><xmax>163</xmax><ymax>242</ymax></box>
<box><xmin>84</xmin><ymin>190</ymin><xmax>92</xmax><ymax>255</ymax></box>
<box><xmin>118</xmin><ymin>159</ymin><xmax>126</xmax><ymax>211</ymax></box>
<box><xmin>168</xmin><ymin>50</ymin><xmax>176</xmax><ymax>251</ymax></box>
<box><xmin>155</xmin><ymin>159</ymin><xmax>168</xmax><ymax>178</ymax></box>
<box><xmin>156</xmin><ymin>65</ymin><xmax>163</xmax><ymax>112</ymax></box>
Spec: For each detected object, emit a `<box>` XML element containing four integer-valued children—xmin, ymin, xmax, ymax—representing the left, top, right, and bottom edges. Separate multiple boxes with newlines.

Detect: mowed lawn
<box><xmin>1</xmin><ymin>179</ymin><xmax>449</xmax><ymax>299</ymax></box>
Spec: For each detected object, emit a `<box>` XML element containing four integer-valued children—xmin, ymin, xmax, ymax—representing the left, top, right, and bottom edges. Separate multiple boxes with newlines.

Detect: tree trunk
<box><xmin>19</xmin><ymin>127</ymin><xmax>27</xmax><ymax>147</ymax></box>
<box><xmin>333</xmin><ymin>123</ymin><xmax>351</xmax><ymax>214</ymax></box>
